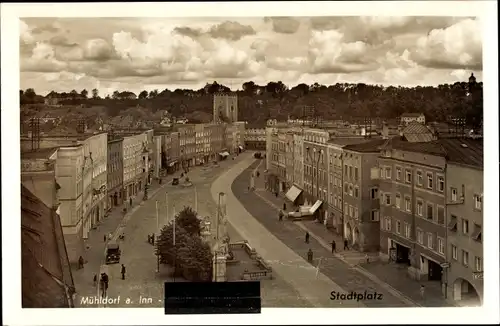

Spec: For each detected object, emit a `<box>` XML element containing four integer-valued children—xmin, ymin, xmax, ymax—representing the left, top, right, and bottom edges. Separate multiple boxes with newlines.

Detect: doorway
<box><xmin>395</xmin><ymin>243</ymin><xmax>410</xmax><ymax>264</ymax></box>
<box><xmin>428</xmin><ymin>259</ymin><xmax>443</xmax><ymax>281</ymax></box>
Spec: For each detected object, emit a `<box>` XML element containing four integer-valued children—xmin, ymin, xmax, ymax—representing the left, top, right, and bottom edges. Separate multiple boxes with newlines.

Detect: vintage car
<box><xmin>172</xmin><ymin>178</ymin><xmax>179</xmax><ymax>185</ymax></box>
<box><xmin>253</xmin><ymin>152</ymin><xmax>262</xmax><ymax>159</ymax></box>
<box><xmin>287</xmin><ymin>206</ymin><xmax>313</xmax><ymax>219</ymax></box>
<box><xmin>105</xmin><ymin>242</ymin><xmax>121</xmax><ymax>264</ymax></box>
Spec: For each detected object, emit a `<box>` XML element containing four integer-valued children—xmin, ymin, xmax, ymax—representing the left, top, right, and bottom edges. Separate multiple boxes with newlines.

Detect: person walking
<box><xmin>344</xmin><ymin>239</ymin><xmax>349</xmax><ymax>250</ymax></box>
<box><xmin>121</xmin><ymin>264</ymin><xmax>126</xmax><ymax>280</ymax></box>
<box><xmin>279</xmin><ymin>210</ymin><xmax>284</xmax><ymax>221</ymax></box>
<box><xmin>102</xmin><ymin>273</ymin><xmax>109</xmax><ymax>296</ymax></box>
<box><xmin>151</xmin><ymin>233</ymin><xmax>155</xmax><ymax>245</ymax></box>
<box><xmin>331</xmin><ymin>240</ymin><xmax>336</xmax><ymax>253</ymax></box>
<box><xmin>108</xmin><ymin>233</ymin><xmax>112</xmax><ymax>242</ymax></box>
<box><xmin>104</xmin><ymin>234</ymin><xmax>107</xmax><ymax>242</ymax></box>
<box><xmin>78</xmin><ymin>256</ymin><xmax>84</xmax><ymax>269</ymax></box>
<box><xmin>307</xmin><ymin>249</ymin><xmax>314</xmax><ymax>263</ymax></box>
<box><xmin>93</xmin><ymin>274</ymin><xmax>97</xmax><ymax>287</ymax></box>
<box><xmin>283</xmin><ymin>203</ymin><xmax>287</xmax><ymax>211</ymax></box>
<box><xmin>129</xmin><ymin>197</ymin><xmax>132</xmax><ymax>207</ymax></box>
<box><xmin>420</xmin><ymin>285</ymin><xmax>425</xmax><ymax>300</ymax></box>
<box><xmin>305</xmin><ymin>231</ymin><xmax>310</xmax><ymax>244</ymax></box>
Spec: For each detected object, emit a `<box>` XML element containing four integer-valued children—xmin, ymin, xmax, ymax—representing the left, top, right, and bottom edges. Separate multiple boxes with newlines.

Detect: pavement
<box><xmin>72</xmin><ymin>152</ymin><xmax>312</xmax><ymax>308</ymax></box>
<box><xmin>235</xmin><ymin>159</ymin><xmax>452</xmax><ymax>307</ymax></box>
<box><xmin>212</xmin><ymin>154</ymin><xmax>365</xmax><ymax>308</ymax></box>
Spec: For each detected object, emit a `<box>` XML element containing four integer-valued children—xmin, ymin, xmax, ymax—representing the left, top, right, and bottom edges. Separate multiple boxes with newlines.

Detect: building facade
<box><xmin>378</xmin><ymin>138</ymin><xmax>447</xmax><ymax>285</ymax></box>
<box><xmin>178</xmin><ymin>124</ymin><xmax>196</xmax><ymax>168</ymax></box>
<box><xmin>213</xmin><ymin>93</ymin><xmax>238</xmax><ymax>123</ymax></box>
<box><xmin>107</xmin><ymin>138</ymin><xmax>123</xmax><ymax>209</ymax></box>
<box><xmin>293</xmin><ymin>132</ymin><xmax>304</xmax><ymax>189</ymax></box>
<box><xmin>443</xmin><ymin>139</ymin><xmax>483</xmax><ymax>306</ymax></box>
<box><xmin>244</xmin><ymin>127</ymin><xmax>266</xmax><ymax>150</ymax></box>
<box><xmin>122</xmin><ymin>132</ymin><xmax>147</xmax><ymax>201</ymax></box>
<box><xmin>400</xmin><ymin>113</ymin><xmax>426</xmax><ymax>126</ymax></box>
<box><xmin>153</xmin><ymin>135</ymin><xmax>162</xmax><ymax>178</ymax></box>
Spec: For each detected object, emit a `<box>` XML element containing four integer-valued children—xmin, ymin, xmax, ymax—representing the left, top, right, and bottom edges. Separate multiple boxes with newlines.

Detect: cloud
<box><xmin>31</xmin><ymin>22</ymin><xmax>62</xmax><ymax>34</ymax></box>
<box><xmin>49</xmin><ymin>35</ymin><xmax>78</xmax><ymax>47</ymax></box>
<box><xmin>308</xmin><ymin>30</ymin><xmax>376</xmax><ymax>74</ymax></box>
<box><xmin>21</xmin><ymin>42</ymin><xmax>68</xmax><ymax>73</ymax></box>
<box><xmin>412</xmin><ymin>18</ymin><xmax>482</xmax><ymax>70</ymax></box>
<box><xmin>264</xmin><ymin>17</ymin><xmax>301</xmax><ymax>34</ymax></box>
<box><xmin>173</xmin><ymin>26</ymin><xmax>202</xmax><ymax>38</ymax></box>
<box><xmin>208</xmin><ymin>21</ymin><xmax>256</xmax><ymax>41</ymax></box>
<box><xmin>250</xmin><ymin>39</ymin><xmax>273</xmax><ymax>62</ymax></box>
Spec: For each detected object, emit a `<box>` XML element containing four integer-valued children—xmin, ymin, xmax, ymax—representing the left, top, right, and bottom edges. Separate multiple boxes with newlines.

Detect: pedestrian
<box><xmin>108</xmin><ymin>233</ymin><xmax>112</xmax><ymax>241</ymax></box>
<box><xmin>279</xmin><ymin>210</ymin><xmax>284</xmax><ymax>221</ymax></box>
<box><xmin>93</xmin><ymin>274</ymin><xmax>97</xmax><ymax>287</ymax></box>
<box><xmin>78</xmin><ymin>255</ymin><xmax>84</xmax><ymax>269</ymax></box>
<box><xmin>147</xmin><ymin>234</ymin><xmax>151</xmax><ymax>244</ymax></box>
<box><xmin>331</xmin><ymin>240</ymin><xmax>336</xmax><ymax>253</ymax></box>
<box><xmin>307</xmin><ymin>249</ymin><xmax>313</xmax><ymax>263</ymax></box>
<box><xmin>104</xmin><ymin>234</ymin><xmax>107</xmax><ymax>242</ymax></box>
<box><xmin>283</xmin><ymin>203</ymin><xmax>287</xmax><ymax>211</ymax></box>
<box><xmin>129</xmin><ymin>197</ymin><xmax>132</xmax><ymax>207</ymax></box>
<box><xmin>344</xmin><ymin>239</ymin><xmax>349</xmax><ymax>250</ymax></box>
<box><xmin>275</xmin><ymin>192</ymin><xmax>278</xmax><ymax>198</ymax></box>
<box><xmin>100</xmin><ymin>274</ymin><xmax>106</xmax><ymax>297</ymax></box>
<box><xmin>102</xmin><ymin>273</ymin><xmax>109</xmax><ymax>296</ymax></box>
<box><xmin>151</xmin><ymin>233</ymin><xmax>155</xmax><ymax>245</ymax></box>
<box><xmin>305</xmin><ymin>231</ymin><xmax>310</xmax><ymax>244</ymax></box>
<box><xmin>420</xmin><ymin>285</ymin><xmax>425</xmax><ymax>299</ymax></box>
<box><xmin>121</xmin><ymin>264</ymin><xmax>126</xmax><ymax>280</ymax></box>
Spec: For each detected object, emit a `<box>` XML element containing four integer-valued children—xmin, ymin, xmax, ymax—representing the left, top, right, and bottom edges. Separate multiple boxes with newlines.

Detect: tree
<box><xmin>138</xmin><ymin>90</ymin><xmax>148</xmax><ymax>99</ymax></box>
<box><xmin>91</xmin><ymin>88</ymin><xmax>99</xmax><ymax>99</ymax></box>
<box><xmin>176</xmin><ymin>206</ymin><xmax>201</xmax><ymax>236</ymax></box>
<box><xmin>80</xmin><ymin>89</ymin><xmax>88</xmax><ymax>99</ymax></box>
<box><xmin>149</xmin><ymin>89</ymin><xmax>159</xmax><ymax>98</ymax></box>
<box><xmin>242</xmin><ymin>81</ymin><xmax>258</xmax><ymax>95</ymax></box>
<box><xmin>24</xmin><ymin>88</ymin><xmax>36</xmax><ymax>98</ymax></box>
<box><xmin>70</xmin><ymin>89</ymin><xmax>78</xmax><ymax>98</ymax></box>
<box><xmin>112</xmin><ymin>90</ymin><xmax>120</xmax><ymax>99</ymax></box>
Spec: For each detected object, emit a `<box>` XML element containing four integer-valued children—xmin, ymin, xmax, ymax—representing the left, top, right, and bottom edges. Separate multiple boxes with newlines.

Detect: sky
<box><xmin>19</xmin><ymin>16</ymin><xmax>483</xmax><ymax>96</ymax></box>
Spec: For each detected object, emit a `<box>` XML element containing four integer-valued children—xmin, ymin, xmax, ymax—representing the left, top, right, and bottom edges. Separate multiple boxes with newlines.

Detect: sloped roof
<box><xmin>401</xmin><ymin>112</ymin><xmax>424</xmax><ymax>118</ymax></box>
<box><xmin>439</xmin><ymin>138</ymin><xmax>483</xmax><ymax>168</ymax></box>
<box><xmin>402</xmin><ymin>121</ymin><xmax>435</xmax><ymax>143</ymax></box>
<box><xmin>21</xmin><ymin>185</ymin><xmax>75</xmax><ymax>308</ymax></box>
<box><xmin>343</xmin><ymin>138</ymin><xmax>388</xmax><ymax>153</ymax></box>
<box><xmin>381</xmin><ymin>137</ymin><xmax>447</xmax><ymax>157</ymax></box>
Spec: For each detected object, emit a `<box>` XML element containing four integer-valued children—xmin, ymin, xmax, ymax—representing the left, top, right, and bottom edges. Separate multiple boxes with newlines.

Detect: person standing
<box><xmin>102</xmin><ymin>273</ymin><xmax>109</xmax><ymax>296</ymax></box>
<box><xmin>420</xmin><ymin>285</ymin><xmax>425</xmax><ymax>300</ymax></box>
<box><xmin>307</xmin><ymin>249</ymin><xmax>313</xmax><ymax>263</ymax></box>
<box><xmin>129</xmin><ymin>197</ymin><xmax>132</xmax><ymax>207</ymax></box>
<box><xmin>331</xmin><ymin>240</ymin><xmax>336</xmax><ymax>253</ymax></box>
<box><xmin>121</xmin><ymin>264</ymin><xmax>126</xmax><ymax>280</ymax></box>
<box><xmin>104</xmin><ymin>234</ymin><xmax>107</xmax><ymax>242</ymax></box>
<box><xmin>305</xmin><ymin>231</ymin><xmax>310</xmax><ymax>244</ymax></box>
<box><xmin>93</xmin><ymin>274</ymin><xmax>97</xmax><ymax>287</ymax></box>
<box><xmin>344</xmin><ymin>239</ymin><xmax>349</xmax><ymax>250</ymax></box>
<box><xmin>151</xmin><ymin>233</ymin><xmax>155</xmax><ymax>245</ymax></box>
<box><xmin>283</xmin><ymin>203</ymin><xmax>287</xmax><ymax>211</ymax></box>
<box><xmin>108</xmin><ymin>233</ymin><xmax>112</xmax><ymax>242</ymax></box>
<box><xmin>279</xmin><ymin>210</ymin><xmax>284</xmax><ymax>221</ymax></box>
<box><xmin>78</xmin><ymin>256</ymin><xmax>84</xmax><ymax>269</ymax></box>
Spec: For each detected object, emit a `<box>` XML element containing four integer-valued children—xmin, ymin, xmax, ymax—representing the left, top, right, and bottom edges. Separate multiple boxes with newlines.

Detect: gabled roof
<box><xmin>343</xmin><ymin>138</ymin><xmax>388</xmax><ymax>153</ymax></box>
<box><xmin>401</xmin><ymin>112</ymin><xmax>424</xmax><ymax>118</ymax></box>
<box><xmin>439</xmin><ymin>138</ymin><xmax>483</xmax><ymax>168</ymax></box>
<box><xmin>402</xmin><ymin>121</ymin><xmax>435</xmax><ymax>143</ymax></box>
<box><xmin>22</xmin><ymin>185</ymin><xmax>74</xmax><ymax>308</ymax></box>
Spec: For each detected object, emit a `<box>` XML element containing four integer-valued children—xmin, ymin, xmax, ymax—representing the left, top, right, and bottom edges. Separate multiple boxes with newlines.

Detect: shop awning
<box><xmin>238</xmin><ymin>145</ymin><xmax>244</xmax><ymax>150</ymax></box>
<box><xmin>309</xmin><ymin>200</ymin><xmax>323</xmax><ymax>214</ymax></box>
<box><xmin>471</xmin><ymin>225</ymin><xmax>482</xmax><ymax>241</ymax></box>
<box><xmin>285</xmin><ymin>185</ymin><xmax>303</xmax><ymax>203</ymax></box>
<box><xmin>447</xmin><ymin>216</ymin><xmax>457</xmax><ymax>230</ymax></box>
<box><xmin>219</xmin><ymin>151</ymin><xmax>230</xmax><ymax>157</ymax></box>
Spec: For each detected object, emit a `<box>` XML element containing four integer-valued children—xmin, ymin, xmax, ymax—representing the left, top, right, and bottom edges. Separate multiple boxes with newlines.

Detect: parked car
<box><xmin>254</xmin><ymin>152</ymin><xmax>262</xmax><ymax>159</ymax></box>
<box><xmin>105</xmin><ymin>242</ymin><xmax>121</xmax><ymax>264</ymax></box>
<box><xmin>287</xmin><ymin>206</ymin><xmax>313</xmax><ymax>218</ymax></box>
<box><xmin>172</xmin><ymin>178</ymin><xmax>179</xmax><ymax>185</ymax></box>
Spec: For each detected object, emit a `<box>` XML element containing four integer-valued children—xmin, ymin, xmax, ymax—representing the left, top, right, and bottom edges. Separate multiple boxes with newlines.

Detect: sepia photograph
<box><xmin>2</xmin><ymin>1</ymin><xmax>499</xmax><ymax>325</ymax></box>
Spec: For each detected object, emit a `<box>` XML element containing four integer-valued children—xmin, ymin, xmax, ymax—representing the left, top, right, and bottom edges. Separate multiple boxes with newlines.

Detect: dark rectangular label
<box><xmin>164</xmin><ymin>281</ymin><xmax>261</xmax><ymax>314</ymax></box>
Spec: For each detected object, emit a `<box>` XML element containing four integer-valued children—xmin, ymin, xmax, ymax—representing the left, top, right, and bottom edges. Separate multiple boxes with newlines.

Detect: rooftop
<box><xmin>402</xmin><ymin>121</ymin><xmax>435</xmax><ymax>143</ymax></box>
<box><xmin>21</xmin><ymin>147</ymin><xmax>59</xmax><ymax>159</ymax></box>
<box><xmin>343</xmin><ymin>138</ymin><xmax>388</xmax><ymax>153</ymax></box>
<box><xmin>328</xmin><ymin>136</ymin><xmax>382</xmax><ymax>147</ymax></box>
<box><xmin>381</xmin><ymin>137</ymin><xmax>446</xmax><ymax>156</ymax></box>
<box><xmin>439</xmin><ymin>138</ymin><xmax>483</xmax><ymax>168</ymax></box>
<box><xmin>21</xmin><ymin>185</ymin><xmax>75</xmax><ymax>308</ymax></box>
<box><xmin>401</xmin><ymin>113</ymin><xmax>424</xmax><ymax>118</ymax></box>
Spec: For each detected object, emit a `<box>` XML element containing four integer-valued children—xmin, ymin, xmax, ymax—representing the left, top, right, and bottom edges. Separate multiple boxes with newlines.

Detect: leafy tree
<box><xmin>112</xmin><ymin>90</ymin><xmax>120</xmax><ymax>99</ymax></box>
<box><xmin>138</xmin><ymin>90</ymin><xmax>148</xmax><ymax>99</ymax></box>
<box><xmin>149</xmin><ymin>89</ymin><xmax>159</xmax><ymax>98</ymax></box>
<box><xmin>24</xmin><ymin>88</ymin><xmax>36</xmax><ymax>98</ymax></box>
<box><xmin>80</xmin><ymin>89</ymin><xmax>88</xmax><ymax>99</ymax></box>
<box><xmin>175</xmin><ymin>206</ymin><xmax>201</xmax><ymax>236</ymax></box>
<box><xmin>91</xmin><ymin>88</ymin><xmax>99</xmax><ymax>99</ymax></box>
<box><xmin>70</xmin><ymin>89</ymin><xmax>78</xmax><ymax>97</ymax></box>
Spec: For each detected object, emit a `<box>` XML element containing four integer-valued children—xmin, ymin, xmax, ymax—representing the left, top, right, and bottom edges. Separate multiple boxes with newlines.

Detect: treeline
<box><xmin>20</xmin><ymin>78</ymin><xmax>483</xmax><ymax>128</ymax></box>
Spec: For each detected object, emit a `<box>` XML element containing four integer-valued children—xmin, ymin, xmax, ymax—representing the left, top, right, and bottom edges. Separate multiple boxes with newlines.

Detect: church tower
<box><xmin>213</xmin><ymin>93</ymin><xmax>238</xmax><ymax>123</ymax></box>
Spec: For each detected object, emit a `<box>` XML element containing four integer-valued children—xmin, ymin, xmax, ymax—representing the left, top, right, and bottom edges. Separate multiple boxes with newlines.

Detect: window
<box><xmin>427</xmin><ymin>173</ymin><xmax>433</xmax><ymax>189</ymax></box>
<box><xmin>385</xmin><ymin>167</ymin><xmax>391</xmax><ymax>179</ymax></box>
<box><xmin>395</xmin><ymin>193</ymin><xmax>401</xmax><ymax>208</ymax></box>
<box><xmin>416</xmin><ymin>171</ymin><xmax>423</xmax><ymax>186</ymax></box>
<box><xmin>349</xmin><ymin>166</ymin><xmax>353</xmax><ymax>179</ymax></box>
<box><xmin>437</xmin><ymin>176</ymin><xmax>444</xmax><ymax>192</ymax></box>
<box><xmin>344</xmin><ymin>165</ymin><xmax>348</xmax><ymax>175</ymax></box>
<box><xmin>416</xmin><ymin>200</ymin><xmax>423</xmax><ymax>216</ymax></box>
<box><xmin>462</xmin><ymin>250</ymin><xmax>469</xmax><ymax>266</ymax></box>
<box><xmin>344</xmin><ymin>183</ymin><xmax>349</xmax><ymax>193</ymax></box>
<box><xmin>462</xmin><ymin>219</ymin><xmax>469</xmax><ymax>234</ymax></box>
<box><xmin>371</xmin><ymin>210</ymin><xmax>379</xmax><ymax>221</ymax></box>
<box><xmin>417</xmin><ymin>229</ymin><xmax>424</xmax><ymax>244</ymax></box>
<box><xmin>354</xmin><ymin>207</ymin><xmax>359</xmax><ymax>219</ymax></box>
<box><xmin>426</xmin><ymin>203</ymin><xmax>434</xmax><ymax>220</ymax></box>
<box><xmin>451</xmin><ymin>245</ymin><xmax>458</xmax><ymax>260</ymax></box>
<box><xmin>370</xmin><ymin>188</ymin><xmax>378</xmax><ymax>199</ymax></box>
<box><xmin>344</xmin><ymin>203</ymin><xmax>348</xmax><ymax>215</ymax></box>
<box><xmin>354</xmin><ymin>167</ymin><xmax>359</xmax><ymax>180</ymax></box>
<box><xmin>404</xmin><ymin>223</ymin><xmax>411</xmax><ymax>238</ymax></box>
<box><xmin>385</xmin><ymin>217</ymin><xmax>392</xmax><ymax>231</ymax></box>
<box><xmin>334</xmin><ymin>196</ymin><xmax>338</xmax><ymax>207</ymax></box>
<box><xmin>427</xmin><ymin>233</ymin><xmax>434</xmax><ymax>249</ymax></box>
<box><xmin>349</xmin><ymin>185</ymin><xmax>353</xmax><ymax>196</ymax></box>
<box><xmin>474</xmin><ymin>194</ymin><xmax>482</xmax><ymax>210</ymax></box>
<box><xmin>396</xmin><ymin>220</ymin><xmax>401</xmax><ymax>234</ymax></box>
<box><xmin>396</xmin><ymin>167</ymin><xmax>402</xmax><ymax>180</ymax></box>
<box><xmin>451</xmin><ymin>188</ymin><xmax>457</xmax><ymax>201</ymax></box>
<box><xmin>475</xmin><ymin>256</ymin><xmax>482</xmax><ymax>272</ymax></box>
<box><xmin>405</xmin><ymin>196</ymin><xmax>411</xmax><ymax>212</ymax></box>
<box><xmin>405</xmin><ymin>170</ymin><xmax>412</xmax><ymax>183</ymax></box>
<box><xmin>349</xmin><ymin>205</ymin><xmax>354</xmax><ymax>217</ymax></box>
<box><xmin>354</xmin><ymin>187</ymin><xmax>359</xmax><ymax>198</ymax></box>
<box><xmin>438</xmin><ymin>237</ymin><xmax>444</xmax><ymax>254</ymax></box>
<box><xmin>472</xmin><ymin>223</ymin><xmax>482</xmax><ymax>242</ymax></box>
<box><xmin>437</xmin><ymin>206</ymin><xmax>445</xmax><ymax>224</ymax></box>
<box><xmin>384</xmin><ymin>193</ymin><xmax>391</xmax><ymax>206</ymax></box>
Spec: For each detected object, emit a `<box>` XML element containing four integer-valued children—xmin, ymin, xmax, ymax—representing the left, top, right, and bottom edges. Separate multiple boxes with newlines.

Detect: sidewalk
<box><xmin>71</xmin><ymin>180</ymin><xmax>168</xmax><ymax>305</ymax></box>
<box><xmin>251</xmin><ymin>164</ymin><xmax>452</xmax><ymax>307</ymax></box>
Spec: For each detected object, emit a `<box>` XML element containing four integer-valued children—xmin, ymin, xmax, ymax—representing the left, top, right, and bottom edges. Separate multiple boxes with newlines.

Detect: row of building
<box><xmin>265</xmin><ymin>120</ymin><xmax>483</xmax><ymax>306</ymax></box>
<box><xmin>20</xmin><ymin>121</ymin><xmax>246</xmax><ymax>268</ymax></box>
